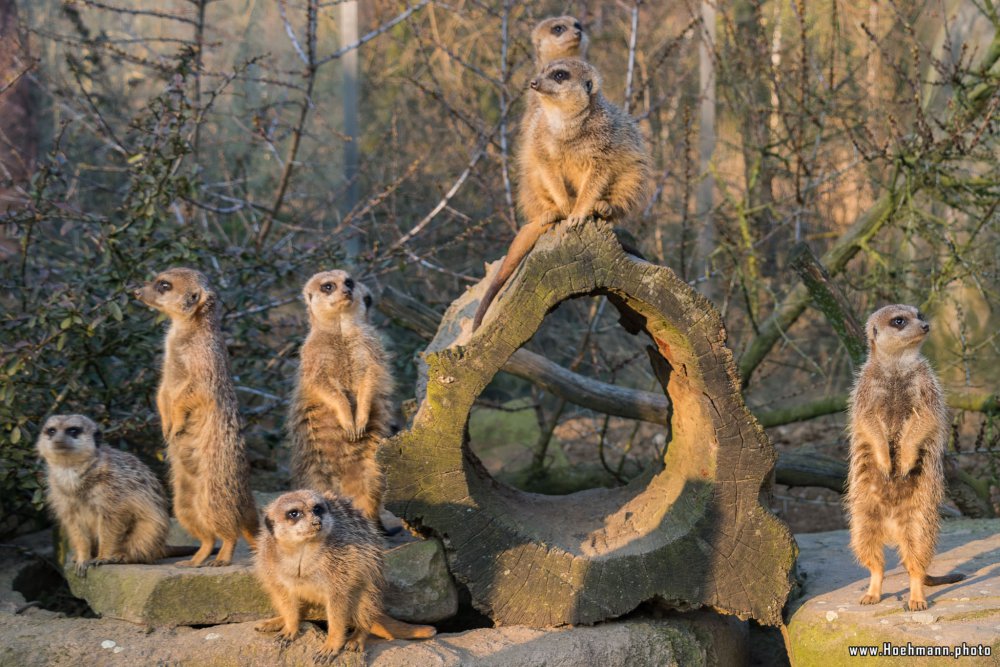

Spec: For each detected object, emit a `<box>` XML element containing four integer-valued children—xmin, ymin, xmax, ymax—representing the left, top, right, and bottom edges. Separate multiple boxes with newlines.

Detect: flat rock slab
<box><xmin>65</xmin><ymin>519</ymin><xmax>457</xmax><ymax>627</ymax></box>
<box><xmin>788</xmin><ymin>518</ymin><xmax>1000</xmax><ymax>665</ymax></box>
<box><xmin>0</xmin><ymin>611</ymin><xmax>746</xmax><ymax>667</ymax></box>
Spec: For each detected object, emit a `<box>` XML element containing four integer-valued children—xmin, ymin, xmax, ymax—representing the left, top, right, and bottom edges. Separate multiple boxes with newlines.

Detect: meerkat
<box><xmin>134</xmin><ymin>267</ymin><xmax>259</xmax><ymax>567</ymax></box>
<box><xmin>532</xmin><ymin>16</ymin><xmax>588</xmax><ymax>66</ymax></box>
<box><xmin>288</xmin><ymin>270</ymin><xmax>393</xmax><ymax>523</ymax></box>
<box><xmin>472</xmin><ymin>58</ymin><xmax>650</xmax><ymax>330</ymax></box>
<box><xmin>847</xmin><ymin>304</ymin><xmax>964</xmax><ymax>611</ymax></box>
<box><xmin>37</xmin><ymin>414</ymin><xmax>189</xmax><ymax>576</ymax></box>
<box><xmin>254</xmin><ymin>490</ymin><xmax>435</xmax><ymax>660</ymax></box>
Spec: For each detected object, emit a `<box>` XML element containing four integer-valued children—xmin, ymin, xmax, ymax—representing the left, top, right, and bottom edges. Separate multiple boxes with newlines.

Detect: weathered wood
<box><xmin>776</xmin><ymin>451</ymin><xmax>847</xmax><ymax>493</ymax></box>
<box><xmin>383</xmin><ymin>221</ymin><xmax>797</xmax><ymax>627</ymax></box>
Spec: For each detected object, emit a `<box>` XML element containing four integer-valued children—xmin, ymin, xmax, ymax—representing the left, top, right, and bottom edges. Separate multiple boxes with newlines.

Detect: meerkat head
<box><xmin>865</xmin><ymin>304</ymin><xmax>930</xmax><ymax>363</ymax></box>
<box><xmin>532</xmin><ymin>16</ymin><xmax>588</xmax><ymax>65</ymax></box>
<box><xmin>530</xmin><ymin>58</ymin><xmax>601</xmax><ymax>112</ymax></box>
<box><xmin>37</xmin><ymin>414</ymin><xmax>101</xmax><ymax>466</ymax></box>
<box><xmin>133</xmin><ymin>267</ymin><xmax>217</xmax><ymax>321</ymax></box>
<box><xmin>302</xmin><ymin>269</ymin><xmax>373</xmax><ymax>325</ymax></box>
<box><xmin>262</xmin><ymin>489</ymin><xmax>334</xmax><ymax>546</ymax></box>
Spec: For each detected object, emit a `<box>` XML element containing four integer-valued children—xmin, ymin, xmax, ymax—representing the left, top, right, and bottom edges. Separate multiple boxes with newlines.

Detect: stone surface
<box><xmin>788</xmin><ymin>518</ymin><xmax>1000</xmax><ymax>666</ymax></box>
<box><xmin>64</xmin><ymin>518</ymin><xmax>458</xmax><ymax>627</ymax></box>
<box><xmin>0</xmin><ymin>611</ymin><xmax>747</xmax><ymax>667</ymax></box>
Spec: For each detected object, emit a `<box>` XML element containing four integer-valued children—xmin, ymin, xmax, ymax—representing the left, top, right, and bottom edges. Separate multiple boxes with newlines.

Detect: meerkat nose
<box><xmin>922</xmin><ymin>323</ymin><xmax>930</xmax><ymax>333</ymax></box>
<box><xmin>530</xmin><ymin>79</ymin><xmax>539</xmax><ymax>90</ymax></box>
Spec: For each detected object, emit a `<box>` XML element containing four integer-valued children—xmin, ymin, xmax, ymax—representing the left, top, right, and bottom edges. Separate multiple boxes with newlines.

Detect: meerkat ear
<box><xmin>93</xmin><ymin>429</ymin><xmax>102</xmax><ymax>447</ymax></box>
<box><xmin>363</xmin><ymin>294</ymin><xmax>373</xmax><ymax>309</ymax></box>
<box><xmin>184</xmin><ymin>289</ymin><xmax>201</xmax><ymax>312</ymax></box>
<box><xmin>264</xmin><ymin>516</ymin><xmax>274</xmax><ymax>535</ymax></box>
<box><xmin>585</xmin><ymin>79</ymin><xmax>593</xmax><ymax>94</ymax></box>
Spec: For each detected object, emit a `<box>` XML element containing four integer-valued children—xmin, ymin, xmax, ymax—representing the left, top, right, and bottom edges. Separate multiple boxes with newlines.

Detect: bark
<box><xmin>382</xmin><ymin>221</ymin><xmax>796</xmax><ymax>627</ymax></box>
<box><xmin>0</xmin><ymin>0</ymin><xmax>36</xmax><ymax>250</ymax></box>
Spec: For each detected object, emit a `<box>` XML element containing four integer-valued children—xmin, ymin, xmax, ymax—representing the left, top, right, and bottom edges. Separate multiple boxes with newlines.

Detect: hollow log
<box><xmin>382</xmin><ymin>221</ymin><xmax>797</xmax><ymax>627</ymax></box>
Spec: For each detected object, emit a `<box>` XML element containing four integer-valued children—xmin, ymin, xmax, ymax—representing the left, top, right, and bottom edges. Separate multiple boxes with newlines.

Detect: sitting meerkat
<box><xmin>37</xmin><ymin>414</ymin><xmax>197</xmax><ymax>575</ymax></box>
<box><xmin>847</xmin><ymin>304</ymin><xmax>964</xmax><ymax>611</ymax></box>
<box><xmin>288</xmin><ymin>270</ymin><xmax>393</xmax><ymax>523</ymax></box>
<box><xmin>134</xmin><ymin>267</ymin><xmax>259</xmax><ymax>567</ymax></box>
<box><xmin>531</xmin><ymin>15</ymin><xmax>588</xmax><ymax>66</ymax></box>
<box><xmin>254</xmin><ymin>490</ymin><xmax>435</xmax><ymax>660</ymax></box>
<box><xmin>472</xmin><ymin>58</ymin><xmax>650</xmax><ymax>330</ymax></box>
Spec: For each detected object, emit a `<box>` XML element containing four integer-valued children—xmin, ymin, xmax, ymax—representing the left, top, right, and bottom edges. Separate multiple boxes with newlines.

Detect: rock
<box><xmin>0</xmin><ymin>611</ymin><xmax>747</xmax><ymax>667</ymax></box>
<box><xmin>788</xmin><ymin>518</ymin><xmax>1000</xmax><ymax>666</ymax></box>
<box><xmin>64</xmin><ymin>518</ymin><xmax>458</xmax><ymax>627</ymax></box>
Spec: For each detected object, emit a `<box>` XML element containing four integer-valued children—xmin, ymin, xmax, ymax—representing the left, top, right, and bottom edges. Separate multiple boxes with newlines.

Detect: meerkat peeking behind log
<box><xmin>532</xmin><ymin>16</ymin><xmax>588</xmax><ymax>66</ymax></box>
<box><xmin>37</xmin><ymin>414</ymin><xmax>197</xmax><ymax>575</ymax></box>
<box><xmin>254</xmin><ymin>491</ymin><xmax>435</xmax><ymax>660</ymax></box>
<box><xmin>847</xmin><ymin>304</ymin><xmax>964</xmax><ymax>611</ymax></box>
<box><xmin>134</xmin><ymin>268</ymin><xmax>259</xmax><ymax>567</ymax></box>
<box><xmin>472</xmin><ymin>58</ymin><xmax>651</xmax><ymax>330</ymax></box>
<box><xmin>288</xmin><ymin>270</ymin><xmax>394</xmax><ymax>524</ymax></box>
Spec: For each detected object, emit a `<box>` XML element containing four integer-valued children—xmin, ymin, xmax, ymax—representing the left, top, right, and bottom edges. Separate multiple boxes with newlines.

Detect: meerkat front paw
<box><xmin>565</xmin><ymin>214</ymin><xmax>590</xmax><ymax>227</ymax></box>
<box><xmin>593</xmin><ymin>200</ymin><xmax>614</xmax><ymax>218</ymax></box>
<box><xmin>73</xmin><ymin>560</ymin><xmax>91</xmax><ymax>578</ymax></box>
<box><xmin>254</xmin><ymin>616</ymin><xmax>285</xmax><ymax>633</ymax></box>
<box><xmin>859</xmin><ymin>593</ymin><xmax>881</xmax><ymax>605</ymax></box>
<box><xmin>344</xmin><ymin>630</ymin><xmax>367</xmax><ymax>653</ymax></box>
<box><xmin>906</xmin><ymin>599</ymin><xmax>928</xmax><ymax>611</ymax></box>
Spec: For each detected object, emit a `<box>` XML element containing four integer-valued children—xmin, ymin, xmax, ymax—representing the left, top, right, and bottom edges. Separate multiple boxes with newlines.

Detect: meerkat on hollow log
<box><xmin>472</xmin><ymin>58</ymin><xmax>651</xmax><ymax>330</ymax></box>
<box><xmin>288</xmin><ymin>270</ymin><xmax>394</xmax><ymax>524</ymax></box>
<box><xmin>253</xmin><ymin>490</ymin><xmax>435</xmax><ymax>660</ymax></box>
<box><xmin>847</xmin><ymin>304</ymin><xmax>965</xmax><ymax>611</ymax></box>
<box><xmin>134</xmin><ymin>268</ymin><xmax>259</xmax><ymax>567</ymax></box>
<box><xmin>37</xmin><ymin>414</ymin><xmax>198</xmax><ymax>576</ymax></box>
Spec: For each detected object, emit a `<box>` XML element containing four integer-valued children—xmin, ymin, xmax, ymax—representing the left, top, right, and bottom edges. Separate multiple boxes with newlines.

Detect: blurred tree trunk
<box><xmin>0</xmin><ymin>0</ymin><xmax>35</xmax><ymax>258</ymax></box>
<box><xmin>340</xmin><ymin>0</ymin><xmax>361</xmax><ymax>260</ymax></box>
<box><xmin>695</xmin><ymin>0</ymin><xmax>717</xmax><ymax>298</ymax></box>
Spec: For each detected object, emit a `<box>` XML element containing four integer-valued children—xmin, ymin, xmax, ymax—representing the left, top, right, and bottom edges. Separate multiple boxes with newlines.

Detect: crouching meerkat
<box><xmin>847</xmin><ymin>304</ymin><xmax>964</xmax><ymax>611</ymax></box>
<box><xmin>472</xmin><ymin>58</ymin><xmax>650</xmax><ymax>330</ymax></box>
<box><xmin>254</xmin><ymin>490</ymin><xmax>435</xmax><ymax>660</ymax></box>
<box><xmin>134</xmin><ymin>267</ymin><xmax>259</xmax><ymax>567</ymax></box>
<box><xmin>531</xmin><ymin>16</ymin><xmax>588</xmax><ymax>66</ymax></box>
<box><xmin>288</xmin><ymin>270</ymin><xmax>393</xmax><ymax>523</ymax></box>
<box><xmin>37</xmin><ymin>414</ymin><xmax>197</xmax><ymax>575</ymax></box>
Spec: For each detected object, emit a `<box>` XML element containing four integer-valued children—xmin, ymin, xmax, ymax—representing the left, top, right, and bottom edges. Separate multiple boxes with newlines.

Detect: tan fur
<box><xmin>847</xmin><ymin>304</ymin><xmax>960</xmax><ymax>611</ymax></box>
<box><xmin>288</xmin><ymin>270</ymin><xmax>394</xmax><ymax>523</ymax></box>
<box><xmin>473</xmin><ymin>59</ymin><xmax>650</xmax><ymax>329</ymax></box>
<box><xmin>37</xmin><ymin>414</ymin><xmax>172</xmax><ymax>576</ymax></box>
<box><xmin>532</xmin><ymin>16</ymin><xmax>588</xmax><ymax>67</ymax></box>
<box><xmin>253</xmin><ymin>490</ymin><xmax>435</xmax><ymax>660</ymax></box>
<box><xmin>134</xmin><ymin>268</ymin><xmax>259</xmax><ymax>567</ymax></box>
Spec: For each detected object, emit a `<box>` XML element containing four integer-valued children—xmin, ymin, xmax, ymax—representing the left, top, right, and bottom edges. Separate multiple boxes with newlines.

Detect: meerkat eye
<box><xmin>157</xmin><ymin>280</ymin><xmax>172</xmax><ymax>293</ymax></box>
<box><xmin>891</xmin><ymin>317</ymin><xmax>906</xmax><ymax>327</ymax></box>
<box><xmin>312</xmin><ymin>504</ymin><xmax>325</xmax><ymax>516</ymax></box>
<box><xmin>551</xmin><ymin>70</ymin><xmax>569</xmax><ymax>82</ymax></box>
<box><xmin>45</xmin><ymin>427</ymin><xmax>57</xmax><ymax>437</ymax></box>
<box><xmin>320</xmin><ymin>282</ymin><xmax>334</xmax><ymax>294</ymax></box>
<box><xmin>552</xmin><ymin>25</ymin><xmax>565</xmax><ymax>35</ymax></box>
<box><xmin>286</xmin><ymin>509</ymin><xmax>302</xmax><ymax>520</ymax></box>
<box><xmin>344</xmin><ymin>278</ymin><xmax>354</xmax><ymax>289</ymax></box>
<box><xmin>574</xmin><ymin>22</ymin><xmax>582</xmax><ymax>31</ymax></box>
<box><xmin>917</xmin><ymin>311</ymin><xmax>925</xmax><ymax>320</ymax></box>
<box><xmin>66</xmin><ymin>427</ymin><xmax>82</xmax><ymax>438</ymax></box>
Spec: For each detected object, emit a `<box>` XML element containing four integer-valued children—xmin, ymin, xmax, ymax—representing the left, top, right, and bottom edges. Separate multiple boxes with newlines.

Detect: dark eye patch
<box><xmin>312</xmin><ymin>504</ymin><xmax>325</xmax><ymax>516</ymax></box>
<box><xmin>67</xmin><ymin>427</ymin><xmax>82</xmax><ymax>438</ymax></box>
<box><xmin>45</xmin><ymin>427</ymin><xmax>57</xmax><ymax>437</ymax></box>
<box><xmin>574</xmin><ymin>22</ymin><xmax>582</xmax><ymax>31</ymax></box>
<box><xmin>550</xmin><ymin>70</ymin><xmax>570</xmax><ymax>82</ymax></box>
<box><xmin>890</xmin><ymin>317</ymin><xmax>907</xmax><ymax>328</ymax></box>
<box><xmin>286</xmin><ymin>509</ymin><xmax>302</xmax><ymax>520</ymax></box>
<box><xmin>552</xmin><ymin>25</ymin><xmax>565</xmax><ymax>35</ymax></box>
<box><xmin>344</xmin><ymin>278</ymin><xmax>354</xmax><ymax>289</ymax></box>
<box><xmin>157</xmin><ymin>280</ymin><xmax>172</xmax><ymax>293</ymax></box>
<box><xmin>321</xmin><ymin>282</ymin><xmax>334</xmax><ymax>294</ymax></box>
<box><xmin>917</xmin><ymin>311</ymin><xmax>925</xmax><ymax>320</ymax></box>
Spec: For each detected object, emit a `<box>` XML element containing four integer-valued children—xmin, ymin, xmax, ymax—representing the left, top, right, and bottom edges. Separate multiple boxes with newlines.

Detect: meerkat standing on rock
<box><xmin>134</xmin><ymin>268</ymin><xmax>259</xmax><ymax>567</ymax></box>
<box><xmin>531</xmin><ymin>16</ymin><xmax>588</xmax><ymax>66</ymax></box>
<box><xmin>288</xmin><ymin>270</ymin><xmax>393</xmax><ymax>524</ymax></box>
<box><xmin>847</xmin><ymin>304</ymin><xmax>964</xmax><ymax>611</ymax></box>
<box><xmin>472</xmin><ymin>58</ymin><xmax>651</xmax><ymax>330</ymax></box>
<box><xmin>37</xmin><ymin>414</ymin><xmax>191</xmax><ymax>575</ymax></box>
<box><xmin>254</xmin><ymin>490</ymin><xmax>435</xmax><ymax>660</ymax></box>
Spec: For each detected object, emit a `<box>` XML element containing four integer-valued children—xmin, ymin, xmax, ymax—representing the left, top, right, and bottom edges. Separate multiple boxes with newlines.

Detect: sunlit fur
<box><xmin>531</xmin><ymin>16</ymin><xmax>588</xmax><ymax>67</ymax></box>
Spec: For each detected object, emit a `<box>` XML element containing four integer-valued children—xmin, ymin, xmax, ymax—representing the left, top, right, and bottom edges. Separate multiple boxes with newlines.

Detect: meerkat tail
<box><xmin>924</xmin><ymin>573</ymin><xmax>965</xmax><ymax>586</ymax></box>
<box><xmin>369</xmin><ymin>613</ymin><xmax>437</xmax><ymax>640</ymax></box>
<box><xmin>472</xmin><ymin>220</ymin><xmax>553</xmax><ymax>330</ymax></box>
<box><xmin>162</xmin><ymin>544</ymin><xmax>203</xmax><ymax>558</ymax></box>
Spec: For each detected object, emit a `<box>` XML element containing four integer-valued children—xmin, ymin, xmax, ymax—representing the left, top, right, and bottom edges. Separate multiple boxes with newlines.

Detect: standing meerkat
<box><xmin>531</xmin><ymin>16</ymin><xmax>588</xmax><ymax>66</ymax></box>
<box><xmin>134</xmin><ymin>267</ymin><xmax>259</xmax><ymax>567</ymax></box>
<box><xmin>37</xmin><ymin>414</ymin><xmax>191</xmax><ymax>575</ymax></box>
<box><xmin>472</xmin><ymin>59</ymin><xmax>650</xmax><ymax>330</ymax></box>
<box><xmin>288</xmin><ymin>270</ymin><xmax>393</xmax><ymax>523</ymax></box>
<box><xmin>847</xmin><ymin>304</ymin><xmax>964</xmax><ymax>611</ymax></box>
<box><xmin>254</xmin><ymin>490</ymin><xmax>435</xmax><ymax>660</ymax></box>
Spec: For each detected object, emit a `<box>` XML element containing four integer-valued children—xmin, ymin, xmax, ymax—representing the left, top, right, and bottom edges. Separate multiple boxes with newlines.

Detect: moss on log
<box><xmin>382</xmin><ymin>221</ymin><xmax>797</xmax><ymax>627</ymax></box>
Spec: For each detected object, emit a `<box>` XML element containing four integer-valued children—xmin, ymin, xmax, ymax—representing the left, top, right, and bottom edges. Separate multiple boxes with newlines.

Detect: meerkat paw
<box><xmin>859</xmin><ymin>593</ymin><xmax>881</xmax><ymax>605</ymax></box>
<box><xmin>73</xmin><ymin>561</ymin><xmax>91</xmax><ymax>578</ymax></box>
<box><xmin>906</xmin><ymin>599</ymin><xmax>929</xmax><ymax>611</ymax></box>
<box><xmin>203</xmin><ymin>557</ymin><xmax>232</xmax><ymax>567</ymax></box>
<box><xmin>254</xmin><ymin>616</ymin><xmax>286</xmax><ymax>633</ymax></box>
<box><xmin>314</xmin><ymin>644</ymin><xmax>345</xmax><ymax>664</ymax></box>
<box><xmin>593</xmin><ymin>200</ymin><xmax>614</xmax><ymax>219</ymax></box>
<box><xmin>565</xmin><ymin>214</ymin><xmax>590</xmax><ymax>227</ymax></box>
<box><xmin>82</xmin><ymin>556</ymin><xmax>124</xmax><ymax>571</ymax></box>
<box><xmin>344</xmin><ymin>630</ymin><xmax>368</xmax><ymax>653</ymax></box>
